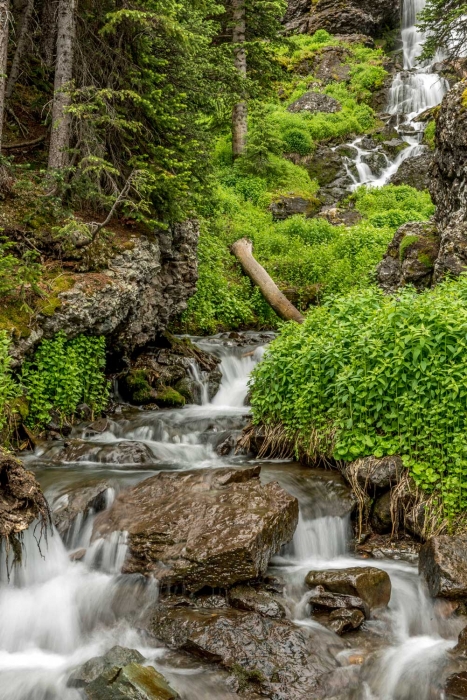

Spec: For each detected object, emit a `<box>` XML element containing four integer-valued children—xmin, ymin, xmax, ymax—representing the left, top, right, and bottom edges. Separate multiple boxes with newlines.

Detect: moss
<box><xmin>0</xmin><ymin>299</ymin><xmax>32</xmax><ymax>338</ymax></box>
<box><xmin>462</xmin><ymin>89</ymin><xmax>467</xmax><ymax>108</ymax></box>
<box><xmin>155</xmin><ymin>386</ymin><xmax>186</xmax><ymax>408</ymax></box>
<box><xmin>230</xmin><ymin>664</ymin><xmax>266</xmax><ymax>691</ymax></box>
<box><xmin>174</xmin><ymin>377</ymin><xmax>195</xmax><ymax>403</ymax></box>
<box><xmin>423</xmin><ymin>120</ymin><xmax>436</xmax><ymax>150</ymax></box>
<box><xmin>418</xmin><ymin>251</ymin><xmax>434</xmax><ymax>269</ymax></box>
<box><xmin>400</xmin><ymin>234</ymin><xmax>419</xmax><ymax>261</ymax></box>
<box><xmin>120</xmin><ymin>369</ymin><xmax>155</xmax><ymax>405</ymax></box>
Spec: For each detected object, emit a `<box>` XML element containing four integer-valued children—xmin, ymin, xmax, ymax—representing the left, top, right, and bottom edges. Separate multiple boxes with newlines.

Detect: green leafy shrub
<box><xmin>22</xmin><ymin>333</ymin><xmax>109</xmax><ymax>427</ymax></box>
<box><xmin>0</xmin><ymin>331</ymin><xmax>17</xmax><ymax>434</ymax></box>
<box><xmin>282</xmin><ymin>127</ymin><xmax>313</xmax><ymax>155</ymax></box>
<box><xmin>251</xmin><ymin>275</ymin><xmax>467</xmax><ymax>519</ymax></box>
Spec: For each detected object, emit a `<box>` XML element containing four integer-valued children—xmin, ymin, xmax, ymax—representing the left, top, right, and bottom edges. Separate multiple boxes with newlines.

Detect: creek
<box><xmin>0</xmin><ymin>332</ymin><xmax>464</xmax><ymax>699</ymax></box>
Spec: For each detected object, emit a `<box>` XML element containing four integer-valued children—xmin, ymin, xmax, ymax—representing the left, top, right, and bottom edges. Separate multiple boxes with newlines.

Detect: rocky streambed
<box><xmin>2</xmin><ymin>333</ymin><xmax>467</xmax><ymax>700</ymax></box>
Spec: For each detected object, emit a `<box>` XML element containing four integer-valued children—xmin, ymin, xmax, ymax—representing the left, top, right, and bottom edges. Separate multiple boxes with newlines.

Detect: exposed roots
<box><xmin>337</xmin><ymin>458</ymin><xmax>372</xmax><ymax>539</ymax></box>
<box><xmin>237</xmin><ymin>422</ymin><xmax>295</xmax><ymax>460</ymax></box>
<box><xmin>0</xmin><ymin>450</ymin><xmax>51</xmax><ymax>575</ymax></box>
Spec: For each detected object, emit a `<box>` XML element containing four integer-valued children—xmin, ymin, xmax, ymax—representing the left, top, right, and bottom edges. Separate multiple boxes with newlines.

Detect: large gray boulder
<box><xmin>419</xmin><ymin>535</ymin><xmax>467</xmax><ymax>598</ymax></box>
<box><xmin>92</xmin><ymin>466</ymin><xmax>299</xmax><ymax>590</ymax></box>
<box><xmin>389</xmin><ymin>152</ymin><xmax>432</xmax><ymax>190</ymax></box>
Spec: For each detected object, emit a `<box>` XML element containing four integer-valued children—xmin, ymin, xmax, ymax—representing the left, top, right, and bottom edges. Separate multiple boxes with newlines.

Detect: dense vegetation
<box><xmin>250</xmin><ymin>276</ymin><xmax>467</xmax><ymax>521</ymax></box>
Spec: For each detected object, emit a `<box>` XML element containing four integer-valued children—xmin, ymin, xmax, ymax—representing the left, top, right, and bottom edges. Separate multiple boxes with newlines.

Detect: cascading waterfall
<box><xmin>0</xmin><ymin>331</ymin><xmax>464</xmax><ymax>699</ymax></box>
<box><xmin>341</xmin><ymin>0</ymin><xmax>449</xmax><ymax>190</ymax></box>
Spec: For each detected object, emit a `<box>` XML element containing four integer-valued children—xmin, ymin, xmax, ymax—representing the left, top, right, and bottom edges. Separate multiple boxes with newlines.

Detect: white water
<box><xmin>340</xmin><ymin>0</ymin><xmax>449</xmax><ymax>190</ymax></box>
<box><xmin>0</xmin><ymin>333</ymin><xmax>464</xmax><ymax>699</ymax></box>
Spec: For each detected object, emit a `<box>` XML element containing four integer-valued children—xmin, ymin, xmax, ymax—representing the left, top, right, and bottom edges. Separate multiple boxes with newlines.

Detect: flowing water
<box><xmin>340</xmin><ymin>0</ymin><xmax>449</xmax><ymax>190</ymax></box>
<box><xmin>0</xmin><ymin>332</ymin><xmax>464</xmax><ymax>699</ymax></box>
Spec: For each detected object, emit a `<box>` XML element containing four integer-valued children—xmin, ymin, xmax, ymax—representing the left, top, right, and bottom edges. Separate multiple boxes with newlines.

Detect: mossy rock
<box><xmin>155</xmin><ymin>387</ymin><xmax>186</xmax><ymax>408</ymax></box>
<box><xmin>119</xmin><ymin>369</ymin><xmax>156</xmax><ymax>405</ymax></box>
<box><xmin>174</xmin><ymin>377</ymin><xmax>195</xmax><ymax>403</ymax></box>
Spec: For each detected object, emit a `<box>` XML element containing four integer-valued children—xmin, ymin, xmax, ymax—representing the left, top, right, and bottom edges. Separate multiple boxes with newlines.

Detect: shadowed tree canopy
<box><xmin>419</xmin><ymin>0</ymin><xmax>467</xmax><ymax>61</ymax></box>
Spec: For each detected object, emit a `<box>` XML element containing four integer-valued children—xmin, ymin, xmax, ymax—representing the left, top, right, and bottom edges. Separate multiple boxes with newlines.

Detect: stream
<box><xmin>0</xmin><ymin>333</ymin><xmax>464</xmax><ymax>699</ymax></box>
<box><xmin>0</xmin><ymin>1</ymin><xmax>461</xmax><ymax>697</ymax></box>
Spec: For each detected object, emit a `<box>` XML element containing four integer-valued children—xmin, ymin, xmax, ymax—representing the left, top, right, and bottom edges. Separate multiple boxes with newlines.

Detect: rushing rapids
<box><xmin>0</xmin><ymin>332</ymin><xmax>465</xmax><ymax>699</ymax></box>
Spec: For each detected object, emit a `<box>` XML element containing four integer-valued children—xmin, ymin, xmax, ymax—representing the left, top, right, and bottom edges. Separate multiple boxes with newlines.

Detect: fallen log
<box><xmin>230</xmin><ymin>238</ymin><xmax>304</xmax><ymax>323</ymax></box>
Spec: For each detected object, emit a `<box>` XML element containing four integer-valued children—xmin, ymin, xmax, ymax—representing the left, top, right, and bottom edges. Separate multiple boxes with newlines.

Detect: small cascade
<box><xmin>340</xmin><ymin>0</ymin><xmax>448</xmax><ymax>190</ymax></box>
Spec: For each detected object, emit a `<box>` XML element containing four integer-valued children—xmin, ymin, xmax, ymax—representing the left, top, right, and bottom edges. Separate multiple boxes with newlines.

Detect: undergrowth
<box><xmin>250</xmin><ymin>275</ymin><xmax>467</xmax><ymax>521</ymax></box>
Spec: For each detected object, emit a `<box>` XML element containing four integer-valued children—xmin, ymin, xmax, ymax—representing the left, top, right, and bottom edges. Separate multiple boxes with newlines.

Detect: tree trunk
<box><xmin>231</xmin><ymin>0</ymin><xmax>247</xmax><ymax>159</ymax></box>
<box><xmin>48</xmin><ymin>0</ymin><xmax>75</xmax><ymax>171</ymax></box>
<box><xmin>41</xmin><ymin>0</ymin><xmax>58</xmax><ymax>69</ymax></box>
<box><xmin>0</xmin><ymin>0</ymin><xmax>9</xmax><ymax>151</ymax></box>
<box><xmin>231</xmin><ymin>238</ymin><xmax>304</xmax><ymax>323</ymax></box>
<box><xmin>6</xmin><ymin>0</ymin><xmax>34</xmax><ymax>100</ymax></box>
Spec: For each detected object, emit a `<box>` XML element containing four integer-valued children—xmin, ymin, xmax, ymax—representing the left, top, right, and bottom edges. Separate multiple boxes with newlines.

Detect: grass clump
<box><xmin>251</xmin><ymin>275</ymin><xmax>467</xmax><ymax>520</ymax></box>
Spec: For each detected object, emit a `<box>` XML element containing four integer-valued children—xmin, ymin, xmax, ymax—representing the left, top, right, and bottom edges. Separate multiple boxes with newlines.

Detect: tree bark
<box><xmin>41</xmin><ymin>0</ymin><xmax>58</xmax><ymax>69</ymax></box>
<box><xmin>231</xmin><ymin>238</ymin><xmax>304</xmax><ymax>323</ymax></box>
<box><xmin>6</xmin><ymin>0</ymin><xmax>34</xmax><ymax>100</ymax></box>
<box><xmin>231</xmin><ymin>0</ymin><xmax>247</xmax><ymax>159</ymax></box>
<box><xmin>0</xmin><ymin>0</ymin><xmax>9</xmax><ymax>152</ymax></box>
<box><xmin>48</xmin><ymin>0</ymin><xmax>75</xmax><ymax>171</ymax></box>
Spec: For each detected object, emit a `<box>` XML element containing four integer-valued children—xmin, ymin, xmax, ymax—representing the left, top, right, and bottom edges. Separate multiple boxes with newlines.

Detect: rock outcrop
<box><xmin>9</xmin><ymin>221</ymin><xmax>199</xmax><ymax>366</ymax></box>
<box><xmin>92</xmin><ymin>466</ymin><xmax>299</xmax><ymax>590</ymax></box>
<box><xmin>419</xmin><ymin>535</ymin><xmax>467</xmax><ymax>598</ymax></box>
<box><xmin>376</xmin><ymin>220</ymin><xmax>440</xmax><ymax>293</ymax></box>
<box><xmin>52</xmin><ymin>479</ymin><xmax>111</xmax><ymax>541</ymax></box>
<box><xmin>378</xmin><ymin>80</ymin><xmax>467</xmax><ymax>291</ymax></box>
<box><xmin>287</xmin><ymin>91</ymin><xmax>341</xmax><ymax>114</ymax></box>
<box><xmin>389</xmin><ymin>151</ymin><xmax>432</xmax><ymax>190</ymax></box>
<box><xmin>284</xmin><ymin>0</ymin><xmax>401</xmax><ymax>38</ymax></box>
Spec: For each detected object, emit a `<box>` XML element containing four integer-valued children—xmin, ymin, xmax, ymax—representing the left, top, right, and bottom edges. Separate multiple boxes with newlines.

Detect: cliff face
<box><xmin>430</xmin><ymin>81</ymin><xmax>467</xmax><ymax>282</ymax></box>
<box><xmin>284</xmin><ymin>0</ymin><xmax>401</xmax><ymax>37</ymax></box>
<box><xmin>10</xmin><ymin>221</ymin><xmax>199</xmax><ymax>365</ymax></box>
<box><xmin>377</xmin><ymin>80</ymin><xmax>467</xmax><ymax>291</ymax></box>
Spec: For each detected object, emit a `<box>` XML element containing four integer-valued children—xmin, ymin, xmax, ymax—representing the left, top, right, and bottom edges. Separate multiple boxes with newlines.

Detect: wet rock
<box><xmin>10</xmin><ymin>221</ymin><xmax>199</xmax><ymax>368</ymax></box>
<box><xmin>452</xmin><ymin>626</ymin><xmax>467</xmax><ymax>657</ymax></box>
<box><xmin>380</xmin><ymin>139</ymin><xmax>409</xmax><ymax>157</ymax></box>
<box><xmin>376</xmin><ymin>220</ymin><xmax>440</xmax><ymax>293</ymax></box>
<box><xmin>344</xmin><ymin>455</ymin><xmax>403</xmax><ymax>494</ymax></box>
<box><xmin>287</xmin><ymin>91</ymin><xmax>341</xmax><ymax>114</ymax></box>
<box><xmin>154</xmin><ymin>387</ymin><xmax>185</xmax><ymax>408</ymax></box>
<box><xmin>361</xmin><ymin>151</ymin><xmax>388</xmax><ymax>177</ymax></box>
<box><xmin>151</xmin><ymin>604</ymin><xmax>337</xmax><ymax>699</ymax></box>
<box><xmin>85</xmin><ymin>663</ymin><xmax>178</xmax><ymax>700</ymax></box>
<box><xmin>356</xmin><ymin>533</ymin><xmax>420</xmax><ymax>563</ymax></box>
<box><xmin>308</xmin><ymin>587</ymin><xmax>370</xmax><ymax>618</ymax></box>
<box><xmin>68</xmin><ymin>646</ymin><xmax>145</xmax><ymax>688</ymax></box>
<box><xmin>370</xmin><ymin>492</ymin><xmax>392</xmax><ymax>535</ymax></box>
<box><xmin>84</xmin><ymin>417</ymin><xmax>110</xmax><ymax>436</ymax></box>
<box><xmin>305</xmin><ymin>567</ymin><xmax>391</xmax><ymax>611</ymax></box>
<box><xmin>269</xmin><ymin>194</ymin><xmax>321</xmax><ymax>220</ymax></box>
<box><xmin>306</xmin><ymin>145</ymin><xmax>345</xmax><ymax>187</ymax></box>
<box><xmin>389</xmin><ymin>151</ymin><xmax>432</xmax><ymax>190</ymax></box>
<box><xmin>216</xmin><ymin>435</ymin><xmax>237</xmax><ymax>456</ymax></box>
<box><xmin>445</xmin><ymin>671</ymin><xmax>467</xmax><ymax>699</ymax></box>
<box><xmin>228</xmin><ymin>583</ymin><xmax>287</xmax><ymax>619</ymax></box>
<box><xmin>0</xmin><ymin>450</ymin><xmax>50</xmax><ymax>552</ymax></box>
<box><xmin>52</xmin><ymin>480</ymin><xmax>111</xmax><ymax>539</ymax></box>
<box><xmin>328</xmin><ymin>608</ymin><xmax>365</xmax><ymax>635</ymax></box>
<box><xmin>419</xmin><ymin>535</ymin><xmax>467</xmax><ymax>598</ymax></box>
<box><xmin>51</xmin><ymin>439</ymin><xmax>154</xmax><ymax>465</ymax></box>
<box><xmin>92</xmin><ymin>466</ymin><xmax>299</xmax><ymax>590</ymax></box>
